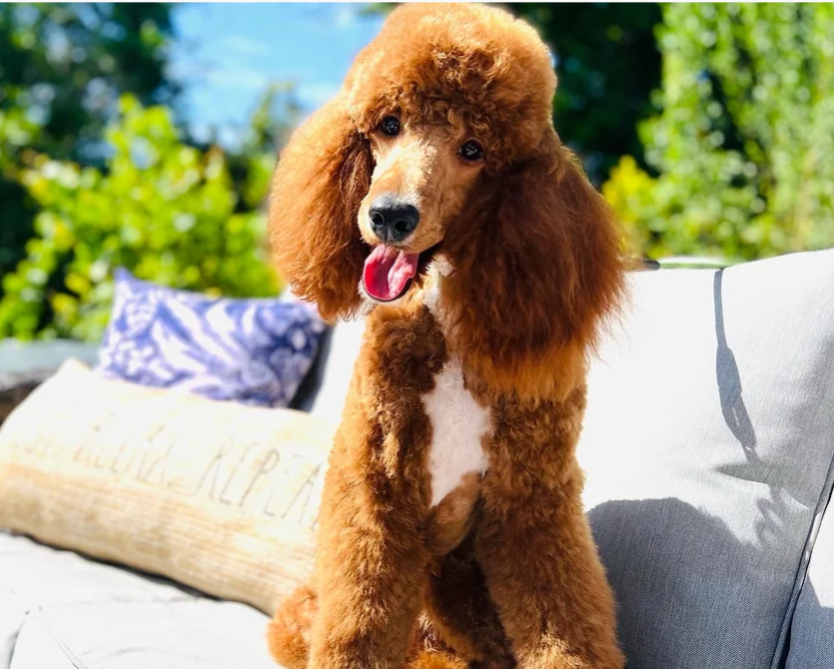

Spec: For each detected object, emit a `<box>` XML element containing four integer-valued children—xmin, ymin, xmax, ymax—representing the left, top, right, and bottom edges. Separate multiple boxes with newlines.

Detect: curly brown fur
<box><xmin>268</xmin><ymin>4</ymin><xmax>625</xmax><ymax>669</ymax></box>
<box><xmin>267</xmin><ymin>585</ymin><xmax>317</xmax><ymax>668</ymax></box>
<box><xmin>269</xmin><ymin>97</ymin><xmax>372</xmax><ymax>320</ymax></box>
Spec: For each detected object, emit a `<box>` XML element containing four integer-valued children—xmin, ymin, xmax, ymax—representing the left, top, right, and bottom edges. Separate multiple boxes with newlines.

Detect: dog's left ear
<box><xmin>444</xmin><ymin>131</ymin><xmax>626</xmax><ymax>399</ymax></box>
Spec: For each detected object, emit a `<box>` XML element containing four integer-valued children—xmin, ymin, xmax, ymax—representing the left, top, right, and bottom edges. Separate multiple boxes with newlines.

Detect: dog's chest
<box><xmin>421</xmin><ymin>360</ymin><xmax>490</xmax><ymax>507</ymax></box>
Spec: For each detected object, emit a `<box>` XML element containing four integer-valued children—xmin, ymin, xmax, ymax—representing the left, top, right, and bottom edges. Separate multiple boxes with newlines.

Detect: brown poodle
<box><xmin>267</xmin><ymin>4</ymin><xmax>626</xmax><ymax>669</ymax></box>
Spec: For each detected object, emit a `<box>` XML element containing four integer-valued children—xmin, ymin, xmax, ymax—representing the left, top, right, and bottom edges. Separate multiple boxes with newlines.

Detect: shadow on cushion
<box><xmin>588</xmin><ymin>498</ymin><xmax>783</xmax><ymax>669</ymax></box>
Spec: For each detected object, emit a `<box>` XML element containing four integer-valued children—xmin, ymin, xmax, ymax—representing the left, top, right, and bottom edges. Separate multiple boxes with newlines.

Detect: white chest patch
<box><xmin>422</xmin><ymin>361</ymin><xmax>491</xmax><ymax>507</ymax></box>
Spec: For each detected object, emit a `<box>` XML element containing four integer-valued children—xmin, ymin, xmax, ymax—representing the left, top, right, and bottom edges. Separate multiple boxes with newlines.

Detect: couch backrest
<box><xmin>579</xmin><ymin>249</ymin><xmax>834</xmax><ymax>669</ymax></box>
<box><xmin>290</xmin><ymin>318</ymin><xmax>366</xmax><ymax>421</ymax></box>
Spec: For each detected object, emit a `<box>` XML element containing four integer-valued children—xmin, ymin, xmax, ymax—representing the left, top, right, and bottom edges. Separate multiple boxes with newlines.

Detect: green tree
<box><xmin>604</xmin><ymin>3</ymin><xmax>834</xmax><ymax>262</ymax></box>
<box><xmin>0</xmin><ymin>3</ymin><xmax>177</xmax><ymax>286</ymax></box>
<box><xmin>511</xmin><ymin>4</ymin><xmax>662</xmax><ymax>184</ymax></box>
<box><xmin>217</xmin><ymin>83</ymin><xmax>301</xmax><ymax>217</ymax></box>
<box><xmin>0</xmin><ymin>95</ymin><xmax>280</xmax><ymax>342</ymax></box>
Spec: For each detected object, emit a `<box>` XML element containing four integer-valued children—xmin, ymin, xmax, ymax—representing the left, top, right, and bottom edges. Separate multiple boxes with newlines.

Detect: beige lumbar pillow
<box><xmin>0</xmin><ymin>359</ymin><xmax>335</xmax><ymax>614</ymax></box>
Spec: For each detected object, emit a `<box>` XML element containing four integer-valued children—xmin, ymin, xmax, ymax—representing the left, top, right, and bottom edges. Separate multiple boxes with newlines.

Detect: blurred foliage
<box><xmin>210</xmin><ymin>82</ymin><xmax>300</xmax><ymax>215</ymax></box>
<box><xmin>604</xmin><ymin>3</ymin><xmax>834</xmax><ymax>262</ymax></box>
<box><xmin>511</xmin><ymin>4</ymin><xmax>661</xmax><ymax>184</ymax></box>
<box><xmin>0</xmin><ymin>95</ymin><xmax>281</xmax><ymax>341</ymax></box>
<box><xmin>0</xmin><ymin>3</ymin><xmax>177</xmax><ymax>288</ymax></box>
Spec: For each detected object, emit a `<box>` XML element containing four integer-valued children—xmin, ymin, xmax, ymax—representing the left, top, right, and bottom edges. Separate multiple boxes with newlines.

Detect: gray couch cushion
<box><xmin>0</xmin><ymin>530</ymin><xmax>198</xmax><ymax>667</ymax></box>
<box><xmin>578</xmin><ymin>250</ymin><xmax>834</xmax><ymax>669</ymax></box>
<box><xmin>0</xmin><ymin>530</ymin><xmax>277</xmax><ymax>669</ymax></box>
<box><xmin>10</xmin><ymin>601</ymin><xmax>273</xmax><ymax>669</ymax></box>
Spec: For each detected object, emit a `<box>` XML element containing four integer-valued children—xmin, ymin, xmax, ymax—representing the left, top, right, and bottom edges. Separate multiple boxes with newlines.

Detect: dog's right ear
<box><xmin>269</xmin><ymin>94</ymin><xmax>372</xmax><ymax>321</ymax></box>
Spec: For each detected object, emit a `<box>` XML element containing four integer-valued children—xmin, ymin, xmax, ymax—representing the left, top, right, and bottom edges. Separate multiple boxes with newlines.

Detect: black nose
<box><xmin>369</xmin><ymin>198</ymin><xmax>420</xmax><ymax>243</ymax></box>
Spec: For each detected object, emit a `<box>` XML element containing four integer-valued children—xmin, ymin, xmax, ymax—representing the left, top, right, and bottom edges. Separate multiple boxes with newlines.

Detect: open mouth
<box><xmin>362</xmin><ymin>243</ymin><xmax>439</xmax><ymax>303</ymax></box>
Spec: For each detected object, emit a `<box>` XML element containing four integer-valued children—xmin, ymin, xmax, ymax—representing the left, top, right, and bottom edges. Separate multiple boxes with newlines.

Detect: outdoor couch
<box><xmin>2</xmin><ymin>248</ymin><xmax>834</xmax><ymax>669</ymax></box>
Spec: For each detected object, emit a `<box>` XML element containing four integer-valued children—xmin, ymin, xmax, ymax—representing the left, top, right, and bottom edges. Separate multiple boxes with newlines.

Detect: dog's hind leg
<box><xmin>268</xmin><ymin>584</ymin><xmax>317</xmax><ymax>669</ymax></box>
<box><xmin>268</xmin><ymin>586</ymin><xmax>472</xmax><ymax>669</ymax></box>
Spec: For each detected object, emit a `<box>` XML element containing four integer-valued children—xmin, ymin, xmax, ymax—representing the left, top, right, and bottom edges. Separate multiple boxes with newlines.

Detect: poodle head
<box><xmin>270</xmin><ymin>3</ymin><xmax>625</xmax><ymax>396</ymax></box>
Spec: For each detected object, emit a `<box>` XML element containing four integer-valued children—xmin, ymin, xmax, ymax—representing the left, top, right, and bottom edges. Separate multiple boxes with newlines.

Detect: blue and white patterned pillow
<box><xmin>96</xmin><ymin>269</ymin><xmax>326</xmax><ymax>407</ymax></box>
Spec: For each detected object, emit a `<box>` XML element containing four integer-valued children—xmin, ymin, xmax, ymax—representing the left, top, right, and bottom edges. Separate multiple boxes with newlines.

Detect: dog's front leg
<box><xmin>308</xmin><ymin>422</ymin><xmax>429</xmax><ymax>669</ymax></box>
<box><xmin>475</xmin><ymin>464</ymin><xmax>624</xmax><ymax>669</ymax></box>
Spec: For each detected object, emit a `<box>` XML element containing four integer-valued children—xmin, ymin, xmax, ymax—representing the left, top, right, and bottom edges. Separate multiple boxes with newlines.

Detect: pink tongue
<box><xmin>363</xmin><ymin>245</ymin><xmax>420</xmax><ymax>301</ymax></box>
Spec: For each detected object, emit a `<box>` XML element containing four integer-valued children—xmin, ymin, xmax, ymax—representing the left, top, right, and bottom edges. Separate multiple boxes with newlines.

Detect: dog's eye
<box><xmin>379</xmin><ymin>116</ymin><xmax>400</xmax><ymax>137</ymax></box>
<box><xmin>459</xmin><ymin>140</ymin><xmax>484</xmax><ymax>162</ymax></box>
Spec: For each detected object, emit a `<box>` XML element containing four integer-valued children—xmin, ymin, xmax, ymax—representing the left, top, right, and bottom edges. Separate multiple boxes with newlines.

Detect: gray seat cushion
<box><xmin>0</xmin><ymin>531</ymin><xmax>272</xmax><ymax>669</ymax></box>
<box><xmin>10</xmin><ymin>601</ymin><xmax>274</xmax><ymax>669</ymax></box>
<box><xmin>578</xmin><ymin>249</ymin><xmax>834</xmax><ymax>669</ymax></box>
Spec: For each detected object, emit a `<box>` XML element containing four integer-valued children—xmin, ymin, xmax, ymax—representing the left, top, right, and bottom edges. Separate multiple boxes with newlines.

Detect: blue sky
<box><xmin>170</xmin><ymin>3</ymin><xmax>385</xmax><ymax>146</ymax></box>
